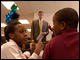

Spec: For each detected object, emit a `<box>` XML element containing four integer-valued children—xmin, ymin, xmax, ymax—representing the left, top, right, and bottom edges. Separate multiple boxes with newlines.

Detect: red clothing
<box><xmin>42</xmin><ymin>28</ymin><xmax>79</xmax><ymax>59</ymax></box>
<box><xmin>48</xmin><ymin>25</ymin><xmax>55</xmax><ymax>37</ymax></box>
<box><xmin>48</xmin><ymin>25</ymin><xmax>53</xmax><ymax>31</ymax></box>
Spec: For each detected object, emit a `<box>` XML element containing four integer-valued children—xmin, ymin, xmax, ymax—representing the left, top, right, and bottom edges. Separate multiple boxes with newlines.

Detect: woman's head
<box><xmin>7</xmin><ymin>12</ymin><xmax>20</xmax><ymax>24</ymax></box>
<box><xmin>6</xmin><ymin>21</ymin><xmax>27</xmax><ymax>46</ymax></box>
<box><xmin>11</xmin><ymin>12</ymin><xmax>20</xmax><ymax>21</ymax></box>
<box><xmin>53</xmin><ymin>8</ymin><xmax>79</xmax><ymax>36</ymax></box>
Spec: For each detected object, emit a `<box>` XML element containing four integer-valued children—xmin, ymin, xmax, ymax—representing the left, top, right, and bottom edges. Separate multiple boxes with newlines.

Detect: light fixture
<box><xmin>19</xmin><ymin>20</ymin><xmax>29</xmax><ymax>24</ymax></box>
<box><xmin>1</xmin><ymin>23</ymin><xmax>7</xmax><ymax>27</ymax></box>
<box><xmin>1</xmin><ymin>1</ymin><xmax>19</xmax><ymax>10</ymax></box>
<box><xmin>27</xmin><ymin>29</ymin><xmax>31</xmax><ymax>32</ymax></box>
<box><xmin>1</xmin><ymin>34</ymin><xmax>4</xmax><ymax>36</ymax></box>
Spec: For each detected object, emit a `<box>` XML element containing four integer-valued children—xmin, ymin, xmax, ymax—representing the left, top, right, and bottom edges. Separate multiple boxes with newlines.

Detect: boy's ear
<box><xmin>9</xmin><ymin>33</ymin><xmax>14</xmax><ymax>39</ymax></box>
<box><xmin>61</xmin><ymin>21</ymin><xmax>66</xmax><ymax>30</ymax></box>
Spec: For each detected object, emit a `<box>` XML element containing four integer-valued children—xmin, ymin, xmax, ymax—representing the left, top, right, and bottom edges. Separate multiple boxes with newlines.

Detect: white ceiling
<box><xmin>1</xmin><ymin>1</ymin><xmax>79</xmax><ymax>38</ymax></box>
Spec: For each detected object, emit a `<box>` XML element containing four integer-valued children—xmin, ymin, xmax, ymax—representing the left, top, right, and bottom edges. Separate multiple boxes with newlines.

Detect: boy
<box><xmin>42</xmin><ymin>8</ymin><xmax>79</xmax><ymax>59</ymax></box>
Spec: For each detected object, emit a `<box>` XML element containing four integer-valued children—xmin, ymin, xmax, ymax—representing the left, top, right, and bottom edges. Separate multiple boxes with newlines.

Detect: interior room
<box><xmin>1</xmin><ymin>1</ymin><xmax>79</xmax><ymax>59</ymax></box>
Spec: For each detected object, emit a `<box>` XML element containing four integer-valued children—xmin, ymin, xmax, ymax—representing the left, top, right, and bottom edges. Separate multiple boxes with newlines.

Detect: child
<box><xmin>42</xmin><ymin>8</ymin><xmax>79</xmax><ymax>59</ymax></box>
<box><xmin>1</xmin><ymin>21</ymin><xmax>44</xmax><ymax>59</ymax></box>
<box><xmin>4</xmin><ymin>12</ymin><xmax>20</xmax><ymax>41</ymax></box>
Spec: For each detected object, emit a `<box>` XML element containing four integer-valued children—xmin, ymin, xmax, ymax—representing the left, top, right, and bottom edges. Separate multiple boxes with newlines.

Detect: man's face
<box><xmin>38</xmin><ymin>13</ymin><xmax>44</xmax><ymax>19</ymax></box>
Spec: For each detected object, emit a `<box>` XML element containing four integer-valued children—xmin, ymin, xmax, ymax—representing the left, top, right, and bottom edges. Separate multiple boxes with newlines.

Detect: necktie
<box><xmin>40</xmin><ymin>20</ymin><xmax>42</xmax><ymax>33</ymax></box>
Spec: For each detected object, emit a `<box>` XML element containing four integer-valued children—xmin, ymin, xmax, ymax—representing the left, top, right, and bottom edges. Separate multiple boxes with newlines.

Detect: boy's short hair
<box><xmin>11</xmin><ymin>12</ymin><xmax>20</xmax><ymax>20</ymax></box>
<box><xmin>54</xmin><ymin>8</ymin><xmax>79</xmax><ymax>29</ymax></box>
<box><xmin>38</xmin><ymin>11</ymin><xmax>44</xmax><ymax>14</ymax></box>
<box><xmin>5</xmin><ymin>21</ymin><xmax>21</xmax><ymax>41</ymax></box>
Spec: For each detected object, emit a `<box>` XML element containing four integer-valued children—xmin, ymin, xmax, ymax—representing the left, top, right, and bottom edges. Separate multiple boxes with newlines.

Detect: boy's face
<box><xmin>52</xmin><ymin>16</ymin><xmax>63</xmax><ymax>36</ymax></box>
<box><xmin>12</xmin><ymin>24</ymin><xmax>27</xmax><ymax>46</ymax></box>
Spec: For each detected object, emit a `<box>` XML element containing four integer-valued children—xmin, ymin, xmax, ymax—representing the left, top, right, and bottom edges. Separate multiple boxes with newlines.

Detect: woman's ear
<box><xmin>9</xmin><ymin>33</ymin><xmax>14</xmax><ymax>39</ymax></box>
<box><xmin>61</xmin><ymin>21</ymin><xmax>66</xmax><ymax>30</ymax></box>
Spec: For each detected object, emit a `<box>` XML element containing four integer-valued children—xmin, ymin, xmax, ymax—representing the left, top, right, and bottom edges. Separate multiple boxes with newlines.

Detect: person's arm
<box><xmin>23</xmin><ymin>39</ymin><xmax>44</xmax><ymax>59</ymax></box>
<box><xmin>23</xmin><ymin>51</ymin><xmax>30</xmax><ymax>59</ymax></box>
<box><xmin>38</xmin><ymin>50</ymin><xmax>44</xmax><ymax>59</ymax></box>
<box><xmin>23</xmin><ymin>50</ymin><xmax>44</xmax><ymax>59</ymax></box>
<box><xmin>6</xmin><ymin>45</ymin><xmax>26</xmax><ymax>59</ymax></box>
<box><xmin>30</xmin><ymin>43</ymin><xmax>36</xmax><ymax>55</ymax></box>
<box><xmin>9</xmin><ymin>45</ymin><xmax>30</xmax><ymax>59</ymax></box>
<box><xmin>28</xmin><ymin>39</ymin><xmax>44</xmax><ymax>59</ymax></box>
<box><xmin>48</xmin><ymin>24</ymin><xmax>53</xmax><ymax>31</ymax></box>
<box><xmin>42</xmin><ymin>41</ymin><xmax>51</xmax><ymax>59</ymax></box>
<box><xmin>23</xmin><ymin>54</ymin><xmax>28</xmax><ymax>59</ymax></box>
<box><xmin>42</xmin><ymin>23</ymin><xmax>49</xmax><ymax>36</ymax></box>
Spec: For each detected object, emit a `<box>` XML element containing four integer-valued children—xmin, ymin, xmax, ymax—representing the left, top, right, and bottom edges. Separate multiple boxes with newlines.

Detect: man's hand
<box><xmin>42</xmin><ymin>32</ymin><xmax>47</xmax><ymax>36</ymax></box>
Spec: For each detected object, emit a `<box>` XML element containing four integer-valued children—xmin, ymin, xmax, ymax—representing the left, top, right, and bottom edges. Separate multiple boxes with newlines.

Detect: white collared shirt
<box><xmin>1</xmin><ymin>39</ymin><xmax>43</xmax><ymax>59</ymax></box>
<box><xmin>39</xmin><ymin>19</ymin><xmax>43</xmax><ymax>26</ymax></box>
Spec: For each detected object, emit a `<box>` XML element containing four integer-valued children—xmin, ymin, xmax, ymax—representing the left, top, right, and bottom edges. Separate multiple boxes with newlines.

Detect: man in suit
<box><xmin>31</xmin><ymin>11</ymin><xmax>49</xmax><ymax>43</ymax></box>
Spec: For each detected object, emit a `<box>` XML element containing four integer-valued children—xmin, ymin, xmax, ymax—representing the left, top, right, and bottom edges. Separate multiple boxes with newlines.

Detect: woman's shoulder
<box><xmin>1</xmin><ymin>42</ymin><xmax>13</xmax><ymax>49</ymax></box>
<box><xmin>1</xmin><ymin>40</ymin><xmax>18</xmax><ymax>51</ymax></box>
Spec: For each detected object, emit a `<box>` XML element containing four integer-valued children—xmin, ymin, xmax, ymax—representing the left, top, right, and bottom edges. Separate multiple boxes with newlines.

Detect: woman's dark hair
<box><xmin>54</xmin><ymin>8</ymin><xmax>79</xmax><ymax>29</ymax></box>
<box><xmin>11</xmin><ymin>12</ymin><xmax>20</xmax><ymax>20</ymax></box>
<box><xmin>5</xmin><ymin>21</ymin><xmax>21</xmax><ymax>41</ymax></box>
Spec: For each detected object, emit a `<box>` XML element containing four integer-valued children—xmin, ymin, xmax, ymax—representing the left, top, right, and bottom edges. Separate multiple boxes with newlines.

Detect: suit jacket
<box><xmin>31</xmin><ymin>19</ymin><xmax>49</xmax><ymax>43</ymax></box>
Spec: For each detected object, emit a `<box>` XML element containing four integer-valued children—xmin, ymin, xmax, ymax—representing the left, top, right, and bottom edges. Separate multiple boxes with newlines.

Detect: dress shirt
<box><xmin>39</xmin><ymin>19</ymin><xmax>43</xmax><ymax>26</ymax></box>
